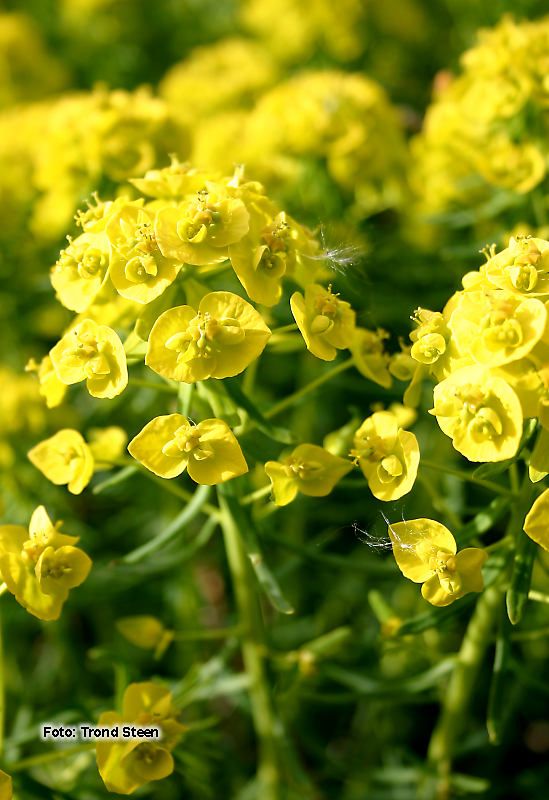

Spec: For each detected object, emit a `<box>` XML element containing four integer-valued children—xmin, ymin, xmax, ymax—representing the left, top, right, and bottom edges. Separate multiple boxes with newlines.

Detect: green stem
<box><xmin>0</xmin><ymin>584</ymin><xmax>7</xmax><ymax>598</ymax></box>
<box><xmin>427</xmin><ymin>586</ymin><xmax>502</xmax><ymax>797</ymax></box>
<box><xmin>173</xmin><ymin>625</ymin><xmax>244</xmax><ymax>641</ymax></box>
<box><xmin>269</xmin><ymin>323</ymin><xmax>298</xmax><ymax>336</ymax></box>
<box><xmin>218</xmin><ymin>491</ymin><xmax>282</xmax><ymax>800</ymax></box>
<box><xmin>265</xmin><ymin>358</ymin><xmax>354</xmax><ymax>419</ymax></box>
<box><xmin>10</xmin><ymin>743</ymin><xmax>95</xmax><ymax>772</ymax></box>
<box><xmin>241</xmin><ymin>485</ymin><xmax>272</xmax><ymax>505</ymax></box>
<box><xmin>420</xmin><ymin>459</ymin><xmax>513</xmax><ymax>497</ymax></box>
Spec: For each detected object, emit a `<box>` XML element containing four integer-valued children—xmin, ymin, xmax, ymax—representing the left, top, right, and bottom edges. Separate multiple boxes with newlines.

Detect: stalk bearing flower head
<box><xmin>431</xmin><ymin>365</ymin><xmax>523</xmax><ymax>461</ymax></box>
<box><xmin>128</xmin><ymin>414</ymin><xmax>248</xmax><ymax>485</ymax></box>
<box><xmin>0</xmin><ymin>506</ymin><xmax>91</xmax><ymax>620</ymax></box>
<box><xmin>290</xmin><ymin>283</ymin><xmax>356</xmax><ymax>361</ymax></box>
<box><xmin>50</xmin><ymin>319</ymin><xmax>128</xmax><ymax>398</ymax></box>
<box><xmin>449</xmin><ymin>289</ymin><xmax>547</xmax><ymax>368</ymax></box>
<box><xmin>28</xmin><ymin>429</ymin><xmax>94</xmax><ymax>495</ymax></box>
<box><xmin>96</xmin><ymin>682</ymin><xmax>185</xmax><ymax>795</ymax></box>
<box><xmin>351</xmin><ymin>410</ymin><xmax>419</xmax><ymax>501</ymax></box>
<box><xmin>106</xmin><ymin>202</ymin><xmax>183</xmax><ymax>304</ymax></box>
<box><xmin>155</xmin><ymin>184</ymin><xmax>250</xmax><ymax>265</ymax></box>
<box><xmin>146</xmin><ymin>291</ymin><xmax>271</xmax><ymax>382</ymax></box>
<box><xmin>388</xmin><ymin>518</ymin><xmax>486</xmax><ymax>607</ymax></box>
<box><xmin>51</xmin><ymin>230</ymin><xmax>111</xmax><ymax>312</ymax></box>
<box><xmin>265</xmin><ymin>443</ymin><xmax>352</xmax><ymax>506</ymax></box>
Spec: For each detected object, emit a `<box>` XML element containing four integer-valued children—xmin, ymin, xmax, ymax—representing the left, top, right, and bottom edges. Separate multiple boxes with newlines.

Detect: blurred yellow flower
<box><xmin>350</xmin><ymin>328</ymin><xmax>392</xmax><ymax>387</ymax></box>
<box><xmin>0</xmin><ymin>768</ymin><xmax>11</xmax><ymax>799</ymax></box>
<box><xmin>146</xmin><ymin>291</ymin><xmax>270</xmax><ymax>382</ymax></box>
<box><xmin>0</xmin><ymin>506</ymin><xmax>91</xmax><ymax>621</ymax></box>
<box><xmin>524</xmin><ymin>489</ymin><xmax>549</xmax><ymax>550</ymax></box>
<box><xmin>265</xmin><ymin>444</ymin><xmax>352</xmax><ymax>506</ymax></box>
<box><xmin>388</xmin><ymin>518</ymin><xmax>487</xmax><ymax>606</ymax></box>
<box><xmin>88</xmin><ymin>426</ymin><xmax>128</xmax><ymax>469</ymax></box>
<box><xmin>96</xmin><ymin>682</ymin><xmax>184</xmax><ymax>795</ymax></box>
<box><xmin>129</xmin><ymin>414</ymin><xmax>248</xmax><ymax>485</ymax></box>
<box><xmin>28</xmin><ymin>429</ymin><xmax>94</xmax><ymax>495</ymax></box>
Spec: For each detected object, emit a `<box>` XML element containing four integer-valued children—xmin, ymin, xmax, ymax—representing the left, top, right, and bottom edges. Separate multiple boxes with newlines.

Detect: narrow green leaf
<box><xmin>506</xmin><ymin>535</ymin><xmax>537</xmax><ymax>625</ymax></box>
<box><xmin>487</xmin><ymin>601</ymin><xmax>512</xmax><ymax>744</ymax></box>
<box><xmin>223</xmin><ymin>376</ymin><xmax>295</xmax><ymax>444</ymax></box>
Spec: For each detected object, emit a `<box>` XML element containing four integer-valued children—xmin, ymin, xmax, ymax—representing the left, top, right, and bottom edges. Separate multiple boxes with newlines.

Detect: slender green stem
<box><xmin>528</xmin><ymin>590</ymin><xmax>549</xmax><ymax>604</ymax></box>
<box><xmin>262</xmin><ymin>532</ymin><xmax>396</xmax><ymax>575</ymax></box>
<box><xmin>420</xmin><ymin>459</ymin><xmax>514</xmax><ymax>497</ymax></box>
<box><xmin>427</xmin><ymin>586</ymin><xmax>502</xmax><ymax>798</ymax></box>
<box><xmin>241</xmin><ymin>485</ymin><xmax>273</xmax><ymax>505</ymax></box>
<box><xmin>218</xmin><ymin>491</ymin><xmax>282</xmax><ymax>800</ymax></box>
<box><xmin>265</xmin><ymin>358</ymin><xmax>354</xmax><ymax>419</ymax></box>
<box><xmin>269</xmin><ymin>323</ymin><xmax>298</xmax><ymax>336</ymax></box>
<box><xmin>173</xmin><ymin>625</ymin><xmax>244</xmax><ymax>641</ymax></box>
<box><xmin>10</xmin><ymin>743</ymin><xmax>95</xmax><ymax>772</ymax></box>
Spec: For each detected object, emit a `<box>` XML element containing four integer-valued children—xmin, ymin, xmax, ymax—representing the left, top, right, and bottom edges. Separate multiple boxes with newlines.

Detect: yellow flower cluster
<box><xmin>411</xmin><ymin>16</ymin><xmax>549</xmax><ymax>230</ymax></box>
<box><xmin>0</xmin><ymin>506</ymin><xmax>91</xmax><ymax>621</ymax></box>
<box><xmin>0</xmin><ymin>12</ymin><xmax>67</xmax><ymax>108</ymax></box>
<box><xmin>0</xmin><ymin>85</ymin><xmax>188</xmax><ymax>247</ymax></box>
<box><xmin>96</xmin><ymin>682</ymin><xmax>184</xmax><ymax>794</ymax></box>
<box><xmin>187</xmin><ymin>70</ymin><xmax>407</xmax><ymax>220</ymax></box>
<box><xmin>408</xmin><ymin>236</ymin><xmax>549</xmax><ymax>464</ymax></box>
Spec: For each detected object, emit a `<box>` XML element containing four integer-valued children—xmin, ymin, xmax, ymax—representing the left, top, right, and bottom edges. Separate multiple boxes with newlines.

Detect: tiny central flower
<box><xmin>287</xmin><ymin>458</ymin><xmax>322</xmax><ymax>481</ymax></box>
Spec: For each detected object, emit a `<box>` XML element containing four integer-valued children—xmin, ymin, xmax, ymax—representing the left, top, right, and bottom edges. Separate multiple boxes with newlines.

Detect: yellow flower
<box><xmin>229</xmin><ymin>207</ymin><xmax>318</xmax><ymax>306</ymax></box>
<box><xmin>0</xmin><ymin>506</ymin><xmax>91</xmax><ymax>621</ymax></box>
<box><xmin>155</xmin><ymin>185</ymin><xmax>249</xmax><ymax>265</ymax></box>
<box><xmin>146</xmin><ymin>291</ymin><xmax>270</xmax><ymax>382</ymax></box>
<box><xmin>51</xmin><ymin>231</ymin><xmax>111</xmax><ymax>312</ymax></box>
<box><xmin>117</xmin><ymin>616</ymin><xmax>174</xmax><ymax>659</ymax></box>
<box><xmin>352</xmin><ymin>411</ymin><xmax>419</xmax><ymax>501</ymax></box>
<box><xmin>483</xmin><ymin>236</ymin><xmax>549</xmax><ymax>298</ymax></box>
<box><xmin>88</xmin><ymin>426</ymin><xmax>128</xmax><ymax>469</ymax></box>
<box><xmin>290</xmin><ymin>284</ymin><xmax>356</xmax><ymax>361</ymax></box>
<box><xmin>265</xmin><ymin>444</ymin><xmax>352</xmax><ymax>506</ymax></box>
<box><xmin>388</xmin><ymin>518</ymin><xmax>486</xmax><ymax>606</ymax></box>
<box><xmin>128</xmin><ymin>414</ymin><xmax>248</xmax><ymax>485</ymax></box>
<box><xmin>96</xmin><ymin>682</ymin><xmax>185</xmax><ymax>795</ymax></box>
<box><xmin>25</xmin><ymin>355</ymin><xmax>67</xmax><ymax>408</ymax></box>
<box><xmin>28</xmin><ymin>429</ymin><xmax>94</xmax><ymax>495</ymax></box>
<box><xmin>350</xmin><ymin>328</ymin><xmax>392</xmax><ymax>387</ymax></box>
<box><xmin>50</xmin><ymin>319</ymin><xmax>128</xmax><ymax>399</ymax></box>
<box><xmin>431</xmin><ymin>365</ymin><xmax>523</xmax><ymax>462</ymax></box>
<box><xmin>524</xmin><ymin>489</ymin><xmax>549</xmax><ymax>550</ymax></box>
<box><xmin>449</xmin><ymin>289</ymin><xmax>547</xmax><ymax>368</ymax></box>
<box><xmin>0</xmin><ymin>769</ymin><xmax>11</xmax><ymax>800</ymax></box>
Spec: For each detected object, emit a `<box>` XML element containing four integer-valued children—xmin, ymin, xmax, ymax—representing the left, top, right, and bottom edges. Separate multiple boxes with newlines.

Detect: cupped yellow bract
<box><xmin>431</xmin><ymin>365</ymin><xmax>523</xmax><ymax>462</ymax></box>
<box><xmin>0</xmin><ymin>768</ymin><xmax>11</xmax><ymax>800</ymax></box>
<box><xmin>0</xmin><ymin>506</ymin><xmax>91</xmax><ymax>621</ymax></box>
<box><xmin>88</xmin><ymin>426</ymin><xmax>128</xmax><ymax>469</ymax></box>
<box><xmin>449</xmin><ymin>289</ymin><xmax>547</xmax><ymax>368</ymax></box>
<box><xmin>352</xmin><ymin>411</ymin><xmax>419</xmax><ymax>501</ymax></box>
<box><xmin>155</xmin><ymin>184</ymin><xmax>250</xmax><ymax>265</ymax></box>
<box><xmin>523</xmin><ymin>489</ymin><xmax>549</xmax><ymax>550</ymax></box>
<box><xmin>265</xmin><ymin>444</ymin><xmax>352</xmax><ymax>506</ymax></box>
<box><xmin>25</xmin><ymin>355</ymin><xmax>67</xmax><ymax>408</ymax></box>
<box><xmin>28</xmin><ymin>429</ymin><xmax>94</xmax><ymax>495</ymax></box>
<box><xmin>129</xmin><ymin>414</ymin><xmax>248</xmax><ymax>485</ymax></box>
<box><xmin>106</xmin><ymin>202</ymin><xmax>183</xmax><ymax>305</ymax></box>
<box><xmin>350</xmin><ymin>328</ymin><xmax>392</xmax><ymax>387</ymax></box>
<box><xmin>388</xmin><ymin>518</ymin><xmax>487</xmax><ymax>607</ymax></box>
<box><xmin>96</xmin><ymin>682</ymin><xmax>185</xmax><ymax>795</ymax></box>
<box><xmin>291</xmin><ymin>284</ymin><xmax>356</xmax><ymax>361</ymax></box>
<box><xmin>117</xmin><ymin>616</ymin><xmax>174</xmax><ymax>659</ymax></box>
<box><xmin>146</xmin><ymin>291</ymin><xmax>271</xmax><ymax>382</ymax></box>
<box><xmin>483</xmin><ymin>236</ymin><xmax>549</xmax><ymax>298</ymax></box>
<box><xmin>51</xmin><ymin>231</ymin><xmax>111</xmax><ymax>312</ymax></box>
<box><xmin>50</xmin><ymin>319</ymin><xmax>128</xmax><ymax>398</ymax></box>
